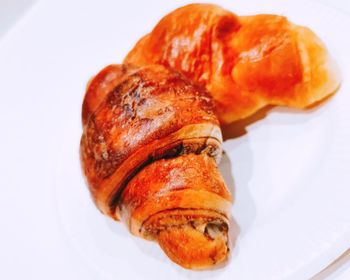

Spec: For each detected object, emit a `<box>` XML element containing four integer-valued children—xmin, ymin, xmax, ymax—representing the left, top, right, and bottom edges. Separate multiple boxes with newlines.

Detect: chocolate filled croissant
<box><xmin>80</xmin><ymin>64</ymin><xmax>232</xmax><ymax>269</ymax></box>
<box><xmin>125</xmin><ymin>4</ymin><xmax>340</xmax><ymax>124</ymax></box>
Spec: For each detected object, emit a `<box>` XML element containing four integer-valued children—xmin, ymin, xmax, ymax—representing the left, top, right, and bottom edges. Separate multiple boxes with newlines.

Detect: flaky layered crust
<box><xmin>80</xmin><ymin>64</ymin><xmax>222</xmax><ymax>216</ymax></box>
<box><xmin>80</xmin><ymin>64</ymin><xmax>232</xmax><ymax>269</ymax></box>
<box><xmin>120</xmin><ymin>153</ymin><xmax>232</xmax><ymax>269</ymax></box>
<box><xmin>125</xmin><ymin>4</ymin><xmax>340</xmax><ymax>124</ymax></box>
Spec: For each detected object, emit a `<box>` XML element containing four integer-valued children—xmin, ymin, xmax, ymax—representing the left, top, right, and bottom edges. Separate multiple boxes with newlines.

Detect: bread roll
<box><xmin>125</xmin><ymin>4</ymin><xmax>340</xmax><ymax>124</ymax></box>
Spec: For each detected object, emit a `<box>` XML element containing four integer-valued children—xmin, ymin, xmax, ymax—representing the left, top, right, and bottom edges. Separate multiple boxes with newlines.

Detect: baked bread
<box><xmin>125</xmin><ymin>4</ymin><xmax>340</xmax><ymax>124</ymax></box>
<box><xmin>80</xmin><ymin>64</ymin><xmax>232</xmax><ymax>269</ymax></box>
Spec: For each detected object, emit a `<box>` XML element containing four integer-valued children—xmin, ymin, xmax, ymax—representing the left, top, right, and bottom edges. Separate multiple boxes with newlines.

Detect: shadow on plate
<box><xmin>222</xmin><ymin>93</ymin><xmax>335</xmax><ymax>141</ymax></box>
<box><xmin>222</xmin><ymin>105</ymin><xmax>273</xmax><ymax>140</ymax></box>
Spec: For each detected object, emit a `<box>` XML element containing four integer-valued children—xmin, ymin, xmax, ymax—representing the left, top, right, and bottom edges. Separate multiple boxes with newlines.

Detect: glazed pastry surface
<box><xmin>125</xmin><ymin>4</ymin><xmax>340</xmax><ymax>124</ymax></box>
<box><xmin>80</xmin><ymin>64</ymin><xmax>232</xmax><ymax>269</ymax></box>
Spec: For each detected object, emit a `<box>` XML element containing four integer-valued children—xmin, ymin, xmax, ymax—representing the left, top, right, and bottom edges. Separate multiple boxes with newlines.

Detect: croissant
<box><xmin>125</xmin><ymin>3</ymin><xmax>340</xmax><ymax>124</ymax></box>
<box><xmin>80</xmin><ymin>64</ymin><xmax>232</xmax><ymax>269</ymax></box>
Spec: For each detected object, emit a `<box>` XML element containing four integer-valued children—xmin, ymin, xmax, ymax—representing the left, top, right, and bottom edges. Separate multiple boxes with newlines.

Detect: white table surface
<box><xmin>0</xmin><ymin>1</ymin><xmax>349</xmax><ymax>279</ymax></box>
<box><xmin>308</xmin><ymin>2</ymin><xmax>350</xmax><ymax>278</ymax></box>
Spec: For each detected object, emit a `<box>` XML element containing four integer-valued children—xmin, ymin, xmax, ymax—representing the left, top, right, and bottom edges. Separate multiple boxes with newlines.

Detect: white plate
<box><xmin>0</xmin><ymin>0</ymin><xmax>350</xmax><ymax>279</ymax></box>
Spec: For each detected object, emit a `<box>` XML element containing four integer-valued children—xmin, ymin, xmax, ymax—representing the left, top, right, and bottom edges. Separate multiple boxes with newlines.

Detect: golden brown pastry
<box><xmin>125</xmin><ymin>4</ymin><xmax>340</xmax><ymax>124</ymax></box>
<box><xmin>80</xmin><ymin>64</ymin><xmax>232</xmax><ymax>269</ymax></box>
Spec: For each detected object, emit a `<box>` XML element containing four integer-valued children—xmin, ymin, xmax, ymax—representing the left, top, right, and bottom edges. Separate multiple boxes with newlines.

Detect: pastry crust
<box><xmin>125</xmin><ymin>4</ymin><xmax>340</xmax><ymax>124</ymax></box>
<box><xmin>80</xmin><ymin>64</ymin><xmax>231</xmax><ymax>269</ymax></box>
<box><xmin>120</xmin><ymin>153</ymin><xmax>232</xmax><ymax>269</ymax></box>
<box><xmin>81</xmin><ymin>64</ymin><xmax>222</xmax><ymax>216</ymax></box>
